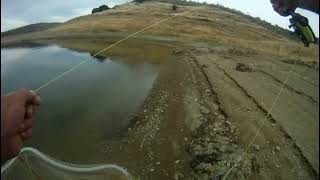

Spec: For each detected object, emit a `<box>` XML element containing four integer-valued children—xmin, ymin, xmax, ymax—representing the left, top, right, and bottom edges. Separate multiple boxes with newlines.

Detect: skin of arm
<box><xmin>1</xmin><ymin>89</ymin><xmax>41</xmax><ymax>164</ymax></box>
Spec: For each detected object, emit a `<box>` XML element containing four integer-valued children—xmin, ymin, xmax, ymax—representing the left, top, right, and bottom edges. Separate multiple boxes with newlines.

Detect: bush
<box><xmin>134</xmin><ymin>0</ymin><xmax>145</xmax><ymax>3</ymax></box>
<box><xmin>172</xmin><ymin>4</ymin><xmax>178</xmax><ymax>10</ymax></box>
<box><xmin>91</xmin><ymin>4</ymin><xmax>110</xmax><ymax>14</ymax></box>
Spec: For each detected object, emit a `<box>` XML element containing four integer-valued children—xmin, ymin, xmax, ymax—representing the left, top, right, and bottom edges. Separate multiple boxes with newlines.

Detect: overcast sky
<box><xmin>1</xmin><ymin>0</ymin><xmax>319</xmax><ymax>36</ymax></box>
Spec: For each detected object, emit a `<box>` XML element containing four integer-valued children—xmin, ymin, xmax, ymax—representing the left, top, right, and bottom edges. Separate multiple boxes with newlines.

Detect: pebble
<box><xmin>200</xmin><ymin>106</ymin><xmax>210</xmax><ymax>114</ymax></box>
<box><xmin>275</xmin><ymin>164</ymin><xmax>280</xmax><ymax>168</ymax></box>
<box><xmin>212</xmin><ymin>103</ymin><xmax>219</xmax><ymax>111</ymax></box>
<box><xmin>174</xmin><ymin>172</ymin><xmax>184</xmax><ymax>180</ymax></box>
<box><xmin>205</xmin><ymin>89</ymin><xmax>211</xmax><ymax>94</ymax></box>
<box><xmin>253</xmin><ymin>144</ymin><xmax>260</xmax><ymax>151</ymax></box>
<box><xmin>175</xmin><ymin>160</ymin><xmax>180</xmax><ymax>164</ymax></box>
<box><xmin>184</xmin><ymin>137</ymin><xmax>188</xmax><ymax>142</ymax></box>
<box><xmin>276</xmin><ymin>146</ymin><xmax>280</xmax><ymax>151</ymax></box>
<box><xmin>156</xmin><ymin>162</ymin><xmax>160</xmax><ymax>165</ymax></box>
<box><xmin>150</xmin><ymin>168</ymin><xmax>154</xmax><ymax>172</ymax></box>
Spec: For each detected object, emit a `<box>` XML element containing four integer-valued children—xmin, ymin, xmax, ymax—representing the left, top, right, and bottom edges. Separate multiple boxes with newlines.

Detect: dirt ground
<box><xmin>82</xmin><ymin>40</ymin><xmax>318</xmax><ymax>180</ymax></box>
<box><xmin>1</xmin><ymin>1</ymin><xmax>319</xmax><ymax>179</ymax></box>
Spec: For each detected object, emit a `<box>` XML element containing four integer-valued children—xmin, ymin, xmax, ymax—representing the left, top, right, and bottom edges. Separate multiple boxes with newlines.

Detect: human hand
<box><xmin>270</xmin><ymin>0</ymin><xmax>300</xmax><ymax>16</ymax></box>
<box><xmin>1</xmin><ymin>89</ymin><xmax>41</xmax><ymax>162</ymax></box>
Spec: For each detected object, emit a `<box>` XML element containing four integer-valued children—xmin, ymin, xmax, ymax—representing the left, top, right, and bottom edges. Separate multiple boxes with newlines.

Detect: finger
<box><xmin>33</xmin><ymin>95</ymin><xmax>42</xmax><ymax>106</ymax></box>
<box><xmin>28</xmin><ymin>90</ymin><xmax>42</xmax><ymax>105</ymax></box>
<box><xmin>19</xmin><ymin>89</ymin><xmax>42</xmax><ymax>106</ymax></box>
<box><xmin>25</xmin><ymin>105</ymin><xmax>34</xmax><ymax>119</ymax></box>
<box><xmin>18</xmin><ymin>118</ymin><xmax>32</xmax><ymax>132</ymax></box>
<box><xmin>24</xmin><ymin>118</ymin><xmax>32</xmax><ymax>129</ymax></box>
<box><xmin>18</xmin><ymin>123</ymin><xmax>25</xmax><ymax>132</ymax></box>
<box><xmin>18</xmin><ymin>89</ymin><xmax>37</xmax><ymax>104</ymax></box>
<box><xmin>20</xmin><ymin>128</ymin><xmax>32</xmax><ymax>141</ymax></box>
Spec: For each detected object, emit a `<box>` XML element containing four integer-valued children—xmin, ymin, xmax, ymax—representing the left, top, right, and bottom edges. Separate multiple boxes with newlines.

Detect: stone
<box><xmin>253</xmin><ymin>145</ymin><xmax>260</xmax><ymax>151</ymax></box>
<box><xmin>205</xmin><ymin>89</ymin><xmax>211</xmax><ymax>94</ymax></box>
<box><xmin>150</xmin><ymin>168</ymin><xmax>154</xmax><ymax>172</ymax></box>
<box><xmin>200</xmin><ymin>106</ymin><xmax>210</xmax><ymax>114</ymax></box>
<box><xmin>235</xmin><ymin>63</ymin><xmax>252</xmax><ymax>72</ymax></box>
<box><xmin>218</xmin><ymin>115</ymin><xmax>225</xmax><ymax>120</ymax></box>
<box><xmin>276</xmin><ymin>146</ymin><xmax>280</xmax><ymax>151</ymax></box>
<box><xmin>156</xmin><ymin>161</ymin><xmax>160</xmax><ymax>165</ymax></box>
<box><xmin>175</xmin><ymin>160</ymin><xmax>180</xmax><ymax>164</ymax></box>
<box><xmin>212</xmin><ymin>103</ymin><xmax>219</xmax><ymax>111</ymax></box>
<box><xmin>174</xmin><ymin>172</ymin><xmax>184</xmax><ymax>180</ymax></box>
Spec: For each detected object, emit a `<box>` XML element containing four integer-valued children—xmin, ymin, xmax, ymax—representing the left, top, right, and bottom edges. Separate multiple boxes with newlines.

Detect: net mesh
<box><xmin>1</xmin><ymin>147</ymin><xmax>132</xmax><ymax>180</ymax></box>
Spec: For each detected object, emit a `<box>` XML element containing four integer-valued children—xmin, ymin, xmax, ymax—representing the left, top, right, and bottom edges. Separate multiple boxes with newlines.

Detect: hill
<box><xmin>1</xmin><ymin>22</ymin><xmax>62</xmax><ymax>37</ymax></box>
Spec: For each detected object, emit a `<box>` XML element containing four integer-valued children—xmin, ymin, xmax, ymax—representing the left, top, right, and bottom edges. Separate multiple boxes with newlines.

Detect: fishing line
<box><xmin>222</xmin><ymin>46</ymin><xmax>300</xmax><ymax>180</ymax></box>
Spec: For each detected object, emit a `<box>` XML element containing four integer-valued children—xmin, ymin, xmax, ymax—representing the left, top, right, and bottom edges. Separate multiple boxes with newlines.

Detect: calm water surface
<box><xmin>1</xmin><ymin>45</ymin><xmax>159</xmax><ymax>163</ymax></box>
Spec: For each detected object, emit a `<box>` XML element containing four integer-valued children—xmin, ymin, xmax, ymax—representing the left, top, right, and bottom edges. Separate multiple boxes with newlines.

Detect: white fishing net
<box><xmin>1</xmin><ymin>147</ymin><xmax>132</xmax><ymax>180</ymax></box>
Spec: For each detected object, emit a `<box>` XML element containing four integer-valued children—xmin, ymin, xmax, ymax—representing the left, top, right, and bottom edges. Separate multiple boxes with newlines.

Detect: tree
<box><xmin>92</xmin><ymin>8</ymin><xmax>100</xmax><ymax>14</ymax></box>
<box><xmin>134</xmin><ymin>0</ymin><xmax>145</xmax><ymax>3</ymax></box>
<box><xmin>99</xmin><ymin>5</ymin><xmax>110</xmax><ymax>11</ymax></box>
<box><xmin>91</xmin><ymin>4</ymin><xmax>110</xmax><ymax>14</ymax></box>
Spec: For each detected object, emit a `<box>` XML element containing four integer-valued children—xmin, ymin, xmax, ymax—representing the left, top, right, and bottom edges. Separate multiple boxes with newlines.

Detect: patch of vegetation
<box><xmin>210</xmin><ymin>4</ymin><xmax>299</xmax><ymax>41</ymax></box>
<box><xmin>1</xmin><ymin>23</ymin><xmax>61</xmax><ymax>37</ymax></box>
<box><xmin>172</xmin><ymin>4</ymin><xmax>178</xmax><ymax>10</ymax></box>
<box><xmin>152</xmin><ymin>0</ymin><xmax>300</xmax><ymax>41</ymax></box>
<box><xmin>92</xmin><ymin>5</ymin><xmax>110</xmax><ymax>14</ymax></box>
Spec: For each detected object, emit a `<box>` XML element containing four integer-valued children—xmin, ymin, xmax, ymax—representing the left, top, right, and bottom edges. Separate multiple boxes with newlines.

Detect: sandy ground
<box><xmin>69</xmin><ymin>39</ymin><xmax>318</xmax><ymax>180</ymax></box>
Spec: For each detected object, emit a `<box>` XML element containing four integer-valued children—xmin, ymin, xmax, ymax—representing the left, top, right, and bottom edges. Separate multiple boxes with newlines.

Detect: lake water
<box><xmin>1</xmin><ymin>45</ymin><xmax>159</xmax><ymax>163</ymax></box>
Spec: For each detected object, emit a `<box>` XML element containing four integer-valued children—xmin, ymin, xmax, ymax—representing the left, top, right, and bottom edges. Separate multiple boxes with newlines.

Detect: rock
<box><xmin>175</xmin><ymin>160</ymin><xmax>180</xmax><ymax>164</ymax></box>
<box><xmin>253</xmin><ymin>144</ymin><xmax>260</xmax><ymax>151</ymax></box>
<box><xmin>271</xmin><ymin>123</ymin><xmax>276</xmax><ymax>127</ymax></box>
<box><xmin>156</xmin><ymin>161</ymin><xmax>160</xmax><ymax>165</ymax></box>
<box><xmin>172</xmin><ymin>50</ymin><xmax>183</xmax><ymax>55</ymax></box>
<box><xmin>184</xmin><ymin>137</ymin><xmax>188</xmax><ymax>142</ymax></box>
<box><xmin>235</xmin><ymin>63</ymin><xmax>252</xmax><ymax>72</ymax></box>
<box><xmin>150</xmin><ymin>168</ymin><xmax>154</xmax><ymax>172</ymax></box>
<box><xmin>200</xmin><ymin>106</ymin><xmax>210</xmax><ymax>114</ymax></box>
<box><xmin>275</xmin><ymin>164</ymin><xmax>280</xmax><ymax>168</ymax></box>
<box><xmin>174</xmin><ymin>172</ymin><xmax>184</xmax><ymax>180</ymax></box>
<box><xmin>144</xmin><ymin>109</ymin><xmax>147</xmax><ymax>113</ymax></box>
<box><xmin>218</xmin><ymin>115</ymin><xmax>225</xmax><ymax>120</ymax></box>
<box><xmin>205</xmin><ymin>89</ymin><xmax>211</xmax><ymax>94</ymax></box>
<box><xmin>276</xmin><ymin>146</ymin><xmax>280</xmax><ymax>151</ymax></box>
<box><xmin>212</xmin><ymin>103</ymin><xmax>219</xmax><ymax>111</ymax></box>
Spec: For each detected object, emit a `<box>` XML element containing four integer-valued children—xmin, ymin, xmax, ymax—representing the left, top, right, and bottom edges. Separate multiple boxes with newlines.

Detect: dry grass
<box><xmin>2</xmin><ymin>1</ymin><xmax>318</xmax><ymax>62</ymax></box>
<box><xmin>47</xmin><ymin>38</ymin><xmax>174</xmax><ymax>64</ymax></box>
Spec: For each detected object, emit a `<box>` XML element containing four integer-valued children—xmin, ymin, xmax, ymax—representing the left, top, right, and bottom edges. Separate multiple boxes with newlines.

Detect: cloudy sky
<box><xmin>1</xmin><ymin>0</ymin><xmax>319</xmax><ymax>36</ymax></box>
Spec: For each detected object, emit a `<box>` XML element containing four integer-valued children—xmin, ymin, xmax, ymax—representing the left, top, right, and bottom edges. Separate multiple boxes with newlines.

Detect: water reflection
<box><xmin>1</xmin><ymin>45</ymin><xmax>160</xmax><ymax>163</ymax></box>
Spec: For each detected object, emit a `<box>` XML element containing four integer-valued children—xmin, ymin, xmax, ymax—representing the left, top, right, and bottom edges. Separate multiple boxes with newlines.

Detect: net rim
<box><xmin>1</xmin><ymin>147</ymin><xmax>131</xmax><ymax>178</ymax></box>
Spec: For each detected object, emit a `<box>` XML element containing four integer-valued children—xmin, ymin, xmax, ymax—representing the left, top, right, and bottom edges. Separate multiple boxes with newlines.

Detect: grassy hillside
<box><xmin>1</xmin><ymin>1</ymin><xmax>318</xmax><ymax>61</ymax></box>
<box><xmin>1</xmin><ymin>23</ymin><xmax>62</xmax><ymax>37</ymax></box>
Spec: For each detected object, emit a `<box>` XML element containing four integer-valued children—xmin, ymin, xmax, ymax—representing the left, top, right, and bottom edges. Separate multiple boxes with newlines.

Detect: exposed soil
<box><xmin>92</xmin><ymin>42</ymin><xmax>318</xmax><ymax>180</ymax></box>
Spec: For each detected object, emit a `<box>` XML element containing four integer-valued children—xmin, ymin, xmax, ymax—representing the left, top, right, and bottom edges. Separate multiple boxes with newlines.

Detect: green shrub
<box><xmin>91</xmin><ymin>4</ymin><xmax>110</xmax><ymax>14</ymax></box>
<box><xmin>172</xmin><ymin>4</ymin><xmax>178</xmax><ymax>10</ymax></box>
